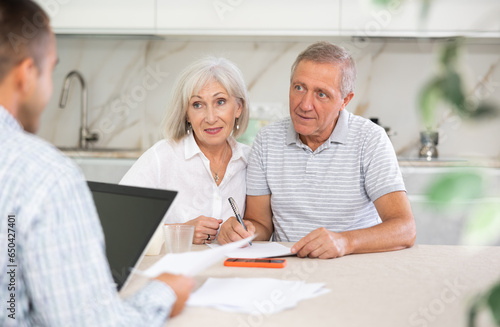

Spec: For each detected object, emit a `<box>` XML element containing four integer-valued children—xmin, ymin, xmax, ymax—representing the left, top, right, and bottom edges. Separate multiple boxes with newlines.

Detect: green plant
<box><xmin>424</xmin><ymin>170</ymin><xmax>500</xmax><ymax>326</ymax></box>
<box><xmin>370</xmin><ymin>1</ymin><xmax>500</xmax><ymax>325</ymax></box>
<box><xmin>418</xmin><ymin>38</ymin><xmax>497</xmax><ymax>131</ymax></box>
<box><xmin>469</xmin><ymin>281</ymin><xmax>500</xmax><ymax>327</ymax></box>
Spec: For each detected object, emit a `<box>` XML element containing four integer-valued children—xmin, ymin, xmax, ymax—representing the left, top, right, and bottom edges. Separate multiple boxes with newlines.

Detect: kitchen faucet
<box><xmin>59</xmin><ymin>70</ymin><xmax>99</xmax><ymax>149</ymax></box>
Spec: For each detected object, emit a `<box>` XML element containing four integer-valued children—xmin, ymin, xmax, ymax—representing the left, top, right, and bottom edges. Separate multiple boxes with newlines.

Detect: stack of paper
<box><xmin>187</xmin><ymin>277</ymin><xmax>330</xmax><ymax>315</ymax></box>
<box><xmin>207</xmin><ymin>242</ymin><xmax>294</xmax><ymax>258</ymax></box>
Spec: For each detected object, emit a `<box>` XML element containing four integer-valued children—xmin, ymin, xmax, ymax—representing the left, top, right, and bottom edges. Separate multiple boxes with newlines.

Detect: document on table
<box><xmin>187</xmin><ymin>277</ymin><xmax>330</xmax><ymax>315</ymax></box>
<box><xmin>207</xmin><ymin>242</ymin><xmax>294</xmax><ymax>258</ymax></box>
<box><xmin>138</xmin><ymin>235</ymin><xmax>255</xmax><ymax>277</ymax></box>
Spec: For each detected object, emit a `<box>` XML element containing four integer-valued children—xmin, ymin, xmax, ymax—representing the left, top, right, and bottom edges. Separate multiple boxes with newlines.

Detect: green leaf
<box><xmin>371</xmin><ymin>0</ymin><xmax>394</xmax><ymax>6</ymax></box>
<box><xmin>441</xmin><ymin>70</ymin><xmax>466</xmax><ymax>112</ymax></box>
<box><xmin>439</xmin><ymin>38</ymin><xmax>463</xmax><ymax>68</ymax></box>
<box><xmin>468</xmin><ymin>281</ymin><xmax>500</xmax><ymax>327</ymax></box>
<box><xmin>469</xmin><ymin>101</ymin><xmax>499</xmax><ymax>119</ymax></box>
<box><xmin>419</xmin><ymin>78</ymin><xmax>442</xmax><ymax>130</ymax></box>
<box><xmin>462</xmin><ymin>203</ymin><xmax>500</xmax><ymax>246</ymax></box>
<box><xmin>426</xmin><ymin>172</ymin><xmax>483</xmax><ymax>205</ymax></box>
<box><xmin>487</xmin><ymin>281</ymin><xmax>500</xmax><ymax>325</ymax></box>
<box><xmin>420</xmin><ymin>0</ymin><xmax>431</xmax><ymax>21</ymax></box>
<box><xmin>468</xmin><ymin>296</ymin><xmax>482</xmax><ymax>327</ymax></box>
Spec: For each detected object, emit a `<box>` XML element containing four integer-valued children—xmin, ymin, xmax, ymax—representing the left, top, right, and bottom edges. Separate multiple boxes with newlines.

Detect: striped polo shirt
<box><xmin>247</xmin><ymin>109</ymin><xmax>406</xmax><ymax>242</ymax></box>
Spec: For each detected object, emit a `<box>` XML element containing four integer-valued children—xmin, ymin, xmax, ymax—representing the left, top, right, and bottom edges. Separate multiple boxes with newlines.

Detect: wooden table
<box><xmin>121</xmin><ymin>243</ymin><xmax>500</xmax><ymax>327</ymax></box>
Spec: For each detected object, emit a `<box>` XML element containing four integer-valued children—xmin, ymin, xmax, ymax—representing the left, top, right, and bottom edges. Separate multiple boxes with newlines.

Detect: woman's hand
<box><xmin>185</xmin><ymin>216</ymin><xmax>223</xmax><ymax>244</ymax></box>
<box><xmin>217</xmin><ymin>216</ymin><xmax>255</xmax><ymax>245</ymax></box>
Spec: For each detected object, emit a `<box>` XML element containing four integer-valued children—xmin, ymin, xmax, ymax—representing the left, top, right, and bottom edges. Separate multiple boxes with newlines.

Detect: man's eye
<box><xmin>295</xmin><ymin>85</ymin><xmax>303</xmax><ymax>91</ymax></box>
<box><xmin>318</xmin><ymin>92</ymin><xmax>327</xmax><ymax>98</ymax></box>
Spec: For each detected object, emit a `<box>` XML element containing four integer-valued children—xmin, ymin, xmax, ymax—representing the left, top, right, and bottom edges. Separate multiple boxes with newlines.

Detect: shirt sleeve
<box><xmin>246</xmin><ymin>128</ymin><xmax>271</xmax><ymax>196</ymax></box>
<box><xmin>362</xmin><ymin>125</ymin><xmax>406</xmax><ymax>201</ymax></box>
<box><xmin>23</xmin><ymin>170</ymin><xmax>175</xmax><ymax>326</ymax></box>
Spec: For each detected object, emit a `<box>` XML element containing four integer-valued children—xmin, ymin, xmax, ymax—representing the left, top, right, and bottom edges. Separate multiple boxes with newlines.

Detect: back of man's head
<box><xmin>0</xmin><ymin>0</ymin><xmax>51</xmax><ymax>83</ymax></box>
<box><xmin>291</xmin><ymin>41</ymin><xmax>357</xmax><ymax>98</ymax></box>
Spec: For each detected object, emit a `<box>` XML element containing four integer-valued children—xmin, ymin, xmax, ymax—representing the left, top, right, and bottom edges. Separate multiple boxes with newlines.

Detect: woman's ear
<box><xmin>235</xmin><ymin>98</ymin><xmax>243</xmax><ymax>118</ymax></box>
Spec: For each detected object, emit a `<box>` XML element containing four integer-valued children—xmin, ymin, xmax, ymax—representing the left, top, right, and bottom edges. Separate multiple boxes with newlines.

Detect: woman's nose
<box><xmin>205</xmin><ymin>106</ymin><xmax>217</xmax><ymax>124</ymax></box>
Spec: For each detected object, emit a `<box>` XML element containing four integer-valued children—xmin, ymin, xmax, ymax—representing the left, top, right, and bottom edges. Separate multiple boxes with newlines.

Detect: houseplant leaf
<box><xmin>425</xmin><ymin>171</ymin><xmax>483</xmax><ymax>205</ymax></box>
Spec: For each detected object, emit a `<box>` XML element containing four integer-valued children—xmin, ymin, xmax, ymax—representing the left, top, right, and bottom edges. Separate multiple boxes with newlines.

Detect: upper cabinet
<box><xmin>341</xmin><ymin>0</ymin><xmax>500</xmax><ymax>37</ymax></box>
<box><xmin>34</xmin><ymin>0</ymin><xmax>156</xmax><ymax>34</ymax></box>
<box><xmin>156</xmin><ymin>0</ymin><xmax>341</xmax><ymax>36</ymax></box>
<box><xmin>34</xmin><ymin>0</ymin><xmax>500</xmax><ymax>37</ymax></box>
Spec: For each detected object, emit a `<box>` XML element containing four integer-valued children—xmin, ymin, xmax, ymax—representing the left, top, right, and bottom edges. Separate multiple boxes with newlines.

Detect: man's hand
<box><xmin>184</xmin><ymin>216</ymin><xmax>223</xmax><ymax>244</ymax></box>
<box><xmin>154</xmin><ymin>273</ymin><xmax>195</xmax><ymax>317</ymax></box>
<box><xmin>291</xmin><ymin>227</ymin><xmax>349</xmax><ymax>259</ymax></box>
<box><xmin>217</xmin><ymin>216</ymin><xmax>255</xmax><ymax>244</ymax></box>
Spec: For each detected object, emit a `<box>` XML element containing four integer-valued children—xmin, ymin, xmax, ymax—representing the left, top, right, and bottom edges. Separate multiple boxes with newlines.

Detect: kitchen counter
<box><xmin>398</xmin><ymin>157</ymin><xmax>500</xmax><ymax>168</ymax></box>
<box><xmin>59</xmin><ymin>148</ymin><xmax>143</xmax><ymax>159</ymax></box>
<box><xmin>60</xmin><ymin>147</ymin><xmax>500</xmax><ymax>168</ymax></box>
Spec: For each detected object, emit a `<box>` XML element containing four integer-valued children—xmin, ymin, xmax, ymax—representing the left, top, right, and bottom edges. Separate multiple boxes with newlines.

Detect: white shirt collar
<box><xmin>183</xmin><ymin>133</ymin><xmax>247</xmax><ymax>164</ymax></box>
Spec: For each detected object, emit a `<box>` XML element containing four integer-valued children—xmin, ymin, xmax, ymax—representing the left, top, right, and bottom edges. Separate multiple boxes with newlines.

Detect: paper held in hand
<box><xmin>138</xmin><ymin>235</ymin><xmax>256</xmax><ymax>277</ymax></box>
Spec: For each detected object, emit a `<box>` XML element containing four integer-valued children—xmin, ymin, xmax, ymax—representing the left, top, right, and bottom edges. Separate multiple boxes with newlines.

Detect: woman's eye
<box><xmin>192</xmin><ymin>102</ymin><xmax>202</xmax><ymax>109</ymax></box>
<box><xmin>217</xmin><ymin>99</ymin><xmax>226</xmax><ymax>106</ymax></box>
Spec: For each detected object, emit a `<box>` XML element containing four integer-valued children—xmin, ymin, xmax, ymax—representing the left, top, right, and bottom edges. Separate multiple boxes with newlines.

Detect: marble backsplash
<box><xmin>38</xmin><ymin>35</ymin><xmax>500</xmax><ymax>159</ymax></box>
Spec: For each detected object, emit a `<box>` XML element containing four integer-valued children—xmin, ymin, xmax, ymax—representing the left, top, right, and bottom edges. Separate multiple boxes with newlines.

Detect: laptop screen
<box><xmin>87</xmin><ymin>181</ymin><xmax>177</xmax><ymax>290</ymax></box>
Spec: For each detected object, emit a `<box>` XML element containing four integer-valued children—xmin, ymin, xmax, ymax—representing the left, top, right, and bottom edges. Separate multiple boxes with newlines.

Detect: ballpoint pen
<box><xmin>228</xmin><ymin>197</ymin><xmax>252</xmax><ymax>246</ymax></box>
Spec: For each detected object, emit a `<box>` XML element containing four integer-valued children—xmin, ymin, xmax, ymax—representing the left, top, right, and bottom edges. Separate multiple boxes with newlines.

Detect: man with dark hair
<box><xmin>219</xmin><ymin>41</ymin><xmax>416</xmax><ymax>259</ymax></box>
<box><xmin>0</xmin><ymin>1</ymin><xmax>193</xmax><ymax>325</ymax></box>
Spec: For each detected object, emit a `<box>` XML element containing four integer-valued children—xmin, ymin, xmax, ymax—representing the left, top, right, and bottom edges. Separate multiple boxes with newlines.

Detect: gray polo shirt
<box><xmin>246</xmin><ymin>109</ymin><xmax>406</xmax><ymax>242</ymax></box>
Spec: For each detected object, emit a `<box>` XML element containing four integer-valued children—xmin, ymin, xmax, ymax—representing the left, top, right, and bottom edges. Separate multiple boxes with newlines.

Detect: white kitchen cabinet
<box><xmin>341</xmin><ymin>0</ymin><xmax>500</xmax><ymax>37</ymax></box>
<box><xmin>34</xmin><ymin>0</ymin><xmax>156</xmax><ymax>34</ymax></box>
<box><xmin>400</xmin><ymin>165</ymin><xmax>500</xmax><ymax>245</ymax></box>
<box><xmin>156</xmin><ymin>0</ymin><xmax>341</xmax><ymax>35</ymax></box>
<box><xmin>70</xmin><ymin>157</ymin><xmax>136</xmax><ymax>184</ymax></box>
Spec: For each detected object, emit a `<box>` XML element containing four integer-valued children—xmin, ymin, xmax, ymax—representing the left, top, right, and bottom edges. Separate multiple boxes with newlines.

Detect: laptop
<box><xmin>87</xmin><ymin>181</ymin><xmax>177</xmax><ymax>291</ymax></box>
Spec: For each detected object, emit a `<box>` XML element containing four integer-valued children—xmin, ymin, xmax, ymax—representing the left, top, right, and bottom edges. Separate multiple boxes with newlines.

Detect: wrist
<box><xmin>338</xmin><ymin>231</ymin><xmax>354</xmax><ymax>256</ymax></box>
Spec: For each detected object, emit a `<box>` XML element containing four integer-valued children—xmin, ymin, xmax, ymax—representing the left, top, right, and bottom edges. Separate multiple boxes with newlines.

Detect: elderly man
<box><xmin>219</xmin><ymin>41</ymin><xmax>416</xmax><ymax>259</ymax></box>
<box><xmin>0</xmin><ymin>1</ymin><xmax>192</xmax><ymax>325</ymax></box>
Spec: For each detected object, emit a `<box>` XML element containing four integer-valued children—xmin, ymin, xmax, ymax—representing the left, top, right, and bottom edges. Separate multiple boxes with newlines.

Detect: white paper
<box><xmin>207</xmin><ymin>242</ymin><xmax>294</xmax><ymax>258</ymax></box>
<box><xmin>138</xmin><ymin>235</ymin><xmax>255</xmax><ymax>277</ymax></box>
<box><xmin>187</xmin><ymin>277</ymin><xmax>330</xmax><ymax>315</ymax></box>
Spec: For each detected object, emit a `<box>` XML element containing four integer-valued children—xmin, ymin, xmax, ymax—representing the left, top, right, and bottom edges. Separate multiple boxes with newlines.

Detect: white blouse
<box><xmin>120</xmin><ymin>134</ymin><xmax>250</xmax><ymax>253</ymax></box>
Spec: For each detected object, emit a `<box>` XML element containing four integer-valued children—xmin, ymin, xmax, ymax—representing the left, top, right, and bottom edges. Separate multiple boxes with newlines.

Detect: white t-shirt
<box><xmin>120</xmin><ymin>134</ymin><xmax>250</xmax><ymax>252</ymax></box>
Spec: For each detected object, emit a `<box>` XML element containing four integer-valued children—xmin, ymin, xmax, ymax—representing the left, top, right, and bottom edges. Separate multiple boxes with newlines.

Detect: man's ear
<box><xmin>340</xmin><ymin>92</ymin><xmax>354</xmax><ymax>111</ymax></box>
<box><xmin>15</xmin><ymin>58</ymin><xmax>37</xmax><ymax>94</ymax></box>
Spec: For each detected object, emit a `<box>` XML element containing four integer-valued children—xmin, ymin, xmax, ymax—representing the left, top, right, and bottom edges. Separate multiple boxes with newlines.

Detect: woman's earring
<box><xmin>186</xmin><ymin>122</ymin><xmax>191</xmax><ymax>135</ymax></box>
<box><xmin>235</xmin><ymin>118</ymin><xmax>240</xmax><ymax>130</ymax></box>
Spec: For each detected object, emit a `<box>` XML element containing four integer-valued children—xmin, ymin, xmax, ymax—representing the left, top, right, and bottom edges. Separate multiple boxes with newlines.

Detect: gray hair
<box><xmin>290</xmin><ymin>41</ymin><xmax>357</xmax><ymax>98</ymax></box>
<box><xmin>161</xmin><ymin>57</ymin><xmax>250</xmax><ymax>142</ymax></box>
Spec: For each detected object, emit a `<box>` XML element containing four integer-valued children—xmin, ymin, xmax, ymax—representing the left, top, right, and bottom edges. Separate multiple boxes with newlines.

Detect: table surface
<box><xmin>121</xmin><ymin>243</ymin><xmax>500</xmax><ymax>327</ymax></box>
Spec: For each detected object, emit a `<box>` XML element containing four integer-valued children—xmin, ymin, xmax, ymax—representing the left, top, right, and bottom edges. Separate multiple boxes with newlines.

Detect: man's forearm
<box><xmin>342</xmin><ymin>216</ymin><xmax>416</xmax><ymax>255</ymax></box>
<box><xmin>245</xmin><ymin>218</ymin><xmax>273</xmax><ymax>241</ymax></box>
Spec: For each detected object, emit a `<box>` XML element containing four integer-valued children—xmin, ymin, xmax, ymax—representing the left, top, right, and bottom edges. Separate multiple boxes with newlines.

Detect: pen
<box><xmin>228</xmin><ymin>197</ymin><xmax>252</xmax><ymax>246</ymax></box>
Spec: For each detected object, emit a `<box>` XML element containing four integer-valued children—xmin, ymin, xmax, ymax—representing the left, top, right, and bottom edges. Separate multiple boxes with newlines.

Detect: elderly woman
<box><xmin>120</xmin><ymin>57</ymin><xmax>250</xmax><ymax>251</ymax></box>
